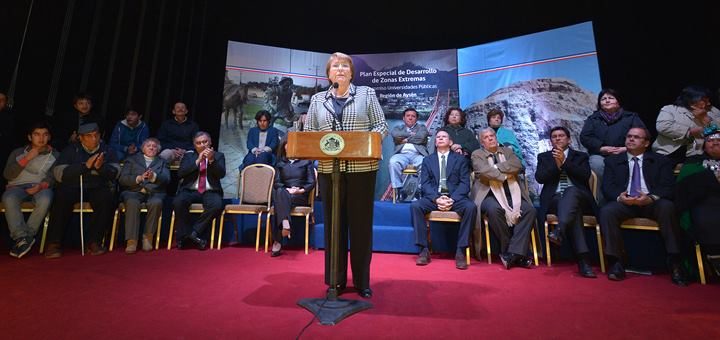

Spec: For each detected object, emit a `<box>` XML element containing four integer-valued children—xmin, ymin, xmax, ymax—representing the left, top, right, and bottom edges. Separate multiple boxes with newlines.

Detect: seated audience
<box><xmin>653</xmin><ymin>85</ymin><xmax>717</xmax><ymax>167</ymax></box>
<box><xmin>270</xmin><ymin>138</ymin><xmax>316</xmax><ymax>257</ymax></box>
<box><xmin>536</xmin><ymin>126</ymin><xmax>597</xmax><ymax>278</ymax></box>
<box><xmin>487</xmin><ymin>108</ymin><xmax>525</xmax><ymax>167</ymax></box>
<box><xmin>580</xmin><ymin>88</ymin><xmax>646</xmax><ymax>203</ymax></box>
<box><xmin>389</xmin><ymin>108</ymin><xmax>429</xmax><ymax>202</ymax></box>
<box><xmin>173</xmin><ymin>131</ymin><xmax>225</xmax><ymax>250</ymax></box>
<box><xmin>676</xmin><ymin>125</ymin><xmax>720</xmax><ymax>276</ymax></box>
<box><xmin>241</xmin><ymin>110</ymin><xmax>280</xmax><ymax>170</ymax></box>
<box><xmin>54</xmin><ymin>93</ymin><xmax>105</xmax><ymax>152</ymax></box>
<box><xmin>599</xmin><ymin>127</ymin><xmax>688</xmax><ymax>286</ymax></box>
<box><xmin>411</xmin><ymin>129</ymin><xmax>476</xmax><ymax>270</ymax></box>
<box><xmin>2</xmin><ymin>122</ymin><xmax>59</xmax><ymax>258</ymax></box>
<box><xmin>158</xmin><ymin>101</ymin><xmax>200</xmax><ymax>163</ymax></box>
<box><xmin>117</xmin><ymin>138</ymin><xmax>170</xmax><ymax>253</ymax></box>
<box><xmin>430</xmin><ymin>107</ymin><xmax>480</xmax><ymax>158</ymax></box>
<box><xmin>472</xmin><ymin>128</ymin><xmax>535</xmax><ymax>269</ymax></box>
<box><xmin>109</xmin><ymin>108</ymin><xmax>149</xmax><ymax>161</ymax></box>
<box><xmin>44</xmin><ymin>122</ymin><xmax>119</xmax><ymax>258</ymax></box>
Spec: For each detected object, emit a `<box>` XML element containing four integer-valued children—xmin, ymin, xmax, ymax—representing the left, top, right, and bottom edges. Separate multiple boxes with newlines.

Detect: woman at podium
<box><xmin>304</xmin><ymin>52</ymin><xmax>388</xmax><ymax>298</ymax></box>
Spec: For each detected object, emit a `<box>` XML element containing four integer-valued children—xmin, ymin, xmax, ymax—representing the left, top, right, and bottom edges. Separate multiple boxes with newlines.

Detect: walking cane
<box><xmin>80</xmin><ymin>174</ymin><xmax>85</xmax><ymax>256</ymax></box>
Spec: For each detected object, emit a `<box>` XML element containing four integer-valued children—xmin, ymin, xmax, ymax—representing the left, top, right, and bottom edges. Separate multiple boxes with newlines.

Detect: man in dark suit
<box><xmin>600</xmin><ymin>127</ymin><xmax>688</xmax><ymax>286</ymax></box>
<box><xmin>536</xmin><ymin>126</ymin><xmax>597</xmax><ymax>278</ymax></box>
<box><xmin>172</xmin><ymin>131</ymin><xmax>226</xmax><ymax>250</ymax></box>
<box><xmin>411</xmin><ymin>129</ymin><xmax>476</xmax><ymax>270</ymax></box>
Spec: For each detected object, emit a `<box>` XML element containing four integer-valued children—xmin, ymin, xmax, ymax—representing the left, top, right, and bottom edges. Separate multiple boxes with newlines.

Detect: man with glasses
<box><xmin>600</xmin><ymin>127</ymin><xmax>688</xmax><ymax>286</ymax></box>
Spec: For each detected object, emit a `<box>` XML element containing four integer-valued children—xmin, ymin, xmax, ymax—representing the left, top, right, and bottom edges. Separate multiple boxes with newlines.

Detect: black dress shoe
<box><xmin>516</xmin><ymin>255</ymin><xmax>533</xmax><ymax>269</ymax></box>
<box><xmin>455</xmin><ymin>253</ymin><xmax>468</xmax><ymax>270</ymax></box>
<box><xmin>271</xmin><ymin>250</ymin><xmax>282</xmax><ymax>257</ymax></box>
<box><xmin>358</xmin><ymin>288</ymin><xmax>373</xmax><ymax>298</ymax></box>
<box><xmin>189</xmin><ymin>231</ymin><xmax>208</xmax><ymax>250</ymax></box>
<box><xmin>577</xmin><ymin>259</ymin><xmax>597</xmax><ymax>278</ymax></box>
<box><xmin>607</xmin><ymin>262</ymin><xmax>626</xmax><ymax>281</ymax></box>
<box><xmin>670</xmin><ymin>263</ymin><xmax>689</xmax><ymax>287</ymax></box>
<box><xmin>547</xmin><ymin>230</ymin><xmax>563</xmax><ymax>246</ymax></box>
<box><xmin>416</xmin><ymin>248</ymin><xmax>431</xmax><ymax>266</ymax></box>
<box><xmin>500</xmin><ymin>252</ymin><xmax>513</xmax><ymax>270</ymax></box>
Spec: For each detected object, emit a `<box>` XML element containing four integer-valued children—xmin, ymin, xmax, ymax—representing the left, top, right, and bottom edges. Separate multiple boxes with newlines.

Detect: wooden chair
<box><xmin>695</xmin><ymin>243</ymin><xmax>708</xmax><ymax>285</ymax></box>
<box><xmin>483</xmin><ymin>174</ymin><xmax>539</xmax><ymax>265</ymax></box>
<box><xmin>109</xmin><ymin>202</ymin><xmax>163</xmax><ymax>251</ymax></box>
<box><xmin>38</xmin><ymin>202</ymin><xmax>94</xmax><ymax>253</ymax></box>
<box><xmin>544</xmin><ymin>170</ymin><xmax>605</xmax><ymax>272</ymax></box>
<box><xmin>393</xmin><ymin>166</ymin><xmax>419</xmax><ymax>203</ymax></box>
<box><xmin>265</xmin><ymin>186</ymin><xmax>316</xmax><ymax>254</ymax></box>
<box><xmin>166</xmin><ymin>176</ymin><xmax>219</xmax><ymax>250</ymax></box>
<box><xmin>0</xmin><ymin>202</ymin><xmax>51</xmax><ymax>254</ymax></box>
<box><xmin>167</xmin><ymin>204</ymin><xmax>217</xmax><ymax>250</ymax></box>
<box><xmin>217</xmin><ymin>164</ymin><xmax>275</xmax><ymax>251</ymax></box>
<box><xmin>424</xmin><ymin>211</ymin><xmax>471</xmax><ymax>265</ymax></box>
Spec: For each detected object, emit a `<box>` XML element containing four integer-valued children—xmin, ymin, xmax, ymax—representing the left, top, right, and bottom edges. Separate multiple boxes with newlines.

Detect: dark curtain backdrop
<box><xmin>1</xmin><ymin>0</ymin><xmax>718</xmax><ymax>143</ymax></box>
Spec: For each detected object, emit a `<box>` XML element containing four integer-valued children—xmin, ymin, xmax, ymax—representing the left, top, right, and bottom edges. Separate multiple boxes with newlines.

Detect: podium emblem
<box><xmin>320</xmin><ymin>133</ymin><xmax>345</xmax><ymax>156</ymax></box>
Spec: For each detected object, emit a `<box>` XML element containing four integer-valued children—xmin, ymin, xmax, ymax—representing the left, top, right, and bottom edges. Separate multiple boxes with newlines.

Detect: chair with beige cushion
<box><xmin>217</xmin><ymin>164</ymin><xmax>275</xmax><ymax>250</ymax></box>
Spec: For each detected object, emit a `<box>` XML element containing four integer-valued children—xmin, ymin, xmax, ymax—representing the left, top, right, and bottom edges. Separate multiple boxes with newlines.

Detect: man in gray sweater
<box><xmin>2</xmin><ymin>122</ymin><xmax>59</xmax><ymax>258</ymax></box>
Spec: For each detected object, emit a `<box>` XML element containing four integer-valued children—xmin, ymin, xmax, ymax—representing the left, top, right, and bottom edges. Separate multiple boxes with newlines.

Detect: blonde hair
<box><xmin>325</xmin><ymin>52</ymin><xmax>354</xmax><ymax>82</ymax></box>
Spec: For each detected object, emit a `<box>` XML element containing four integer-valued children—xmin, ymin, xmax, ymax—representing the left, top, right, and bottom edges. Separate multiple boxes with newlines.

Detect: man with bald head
<box><xmin>600</xmin><ymin>127</ymin><xmax>688</xmax><ymax>286</ymax></box>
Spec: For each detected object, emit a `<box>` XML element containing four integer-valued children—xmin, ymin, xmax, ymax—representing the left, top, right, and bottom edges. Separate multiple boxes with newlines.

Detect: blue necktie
<box><xmin>629</xmin><ymin>157</ymin><xmax>641</xmax><ymax>197</ymax></box>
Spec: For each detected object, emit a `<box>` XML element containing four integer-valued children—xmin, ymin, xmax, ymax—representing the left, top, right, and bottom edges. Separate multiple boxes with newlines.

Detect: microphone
<box><xmin>332</xmin><ymin>82</ymin><xmax>339</xmax><ymax>89</ymax></box>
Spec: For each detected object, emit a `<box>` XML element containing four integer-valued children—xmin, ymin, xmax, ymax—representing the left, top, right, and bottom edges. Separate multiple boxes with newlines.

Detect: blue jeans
<box><xmin>2</xmin><ymin>185</ymin><xmax>54</xmax><ymax>241</ymax></box>
<box><xmin>388</xmin><ymin>152</ymin><xmax>424</xmax><ymax>188</ymax></box>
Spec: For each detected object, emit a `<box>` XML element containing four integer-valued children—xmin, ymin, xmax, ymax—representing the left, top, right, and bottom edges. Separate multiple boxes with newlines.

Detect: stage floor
<box><xmin>1</xmin><ymin>246</ymin><xmax>718</xmax><ymax>339</ymax></box>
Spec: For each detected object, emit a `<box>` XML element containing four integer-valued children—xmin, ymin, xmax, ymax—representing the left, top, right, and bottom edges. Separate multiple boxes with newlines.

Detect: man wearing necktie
<box><xmin>173</xmin><ymin>131</ymin><xmax>226</xmax><ymax>250</ymax></box>
<box><xmin>411</xmin><ymin>129</ymin><xmax>476</xmax><ymax>270</ymax></box>
<box><xmin>471</xmin><ymin>128</ymin><xmax>535</xmax><ymax>269</ymax></box>
<box><xmin>536</xmin><ymin>127</ymin><xmax>598</xmax><ymax>278</ymax></box>
<box><xmin>600</xmin><ymin>127</ymin><xmax>688</xmax><ymax>286</ymax></box>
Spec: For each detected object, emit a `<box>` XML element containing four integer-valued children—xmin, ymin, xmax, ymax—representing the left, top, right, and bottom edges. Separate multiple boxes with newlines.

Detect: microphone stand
<box><xmin>297</xmin><ymin>157</ymin><xmax>372</xmax><ymax>325</ymax></box>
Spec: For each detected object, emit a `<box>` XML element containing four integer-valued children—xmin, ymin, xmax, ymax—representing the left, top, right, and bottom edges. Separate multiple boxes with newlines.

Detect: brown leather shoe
<box><xmin>44</xmin><ymin>242</ymin><xmax>63</xmax><ymax>259</ymax></box>
<box><xmin>87</xmin><ymin>242</ymin><xmax>107</xmax><ymax>256</ymax></box>
<box><xmin>125</xmin><ymin>240</ymin><xmax>138</xmax><ymax>254</ymax></box>
<box><xmin>141</xmin><ymin>234</ymin><xmax>153</xmax><ymax>252</ymax></box>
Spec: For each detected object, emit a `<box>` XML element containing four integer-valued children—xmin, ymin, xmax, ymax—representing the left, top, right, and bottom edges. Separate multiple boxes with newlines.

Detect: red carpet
<box><xmin>1</xmin><ymin>246</ymin><xmax>719</xmax><ymax>339</ymax></box>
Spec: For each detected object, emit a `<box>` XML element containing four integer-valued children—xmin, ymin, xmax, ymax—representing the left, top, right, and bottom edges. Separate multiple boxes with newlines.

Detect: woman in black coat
<box><xmin>270</xmin><ymin>138</ymin><xmax>315</xmax><ymax>257</ymax></box>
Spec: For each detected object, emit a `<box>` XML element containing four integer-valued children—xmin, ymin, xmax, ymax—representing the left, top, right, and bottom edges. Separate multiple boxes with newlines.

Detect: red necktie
<box><xmin>198</xmin><ymin>159</ymin><xmax>207</xmax><ymax>194</ymax></box>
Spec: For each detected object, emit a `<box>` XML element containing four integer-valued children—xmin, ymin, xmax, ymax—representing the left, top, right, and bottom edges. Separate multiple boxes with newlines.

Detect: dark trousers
<box><xmin>172</xmin><ymin>189</ymin><xmax>223</xmax><ymax>239</ymax></box>
<box><xmin>272</xmin><ymin>187</ymin><xmax>309</xmax><ymax>241</ymax></box>
<box><xmin>546</xmin><ymin>187</ymin><xmax>594</xmax><ymax>254</ymax></box>
<box><xmin>482</xmin><ymin>196</ymin><xmax>536</xmax><ymax>256</ymax></box>
<box><xmin>319</xmin><ymin>171</ymin><xmax>376</xmax><ymax>290</ymax></box>
<box><xmin>411</xmin><ymin>197</ymin><xmax>476</xmax><ymax>250</ymax></box>
<box><xmin>599</xmin><ymin>198</ymin><xmax>680</xmax><ymax>258</ymax></box>
<box><xmin>46</xmin><ymin>185</ymin><xmax>116</xmax><ymax>246</ymax></box>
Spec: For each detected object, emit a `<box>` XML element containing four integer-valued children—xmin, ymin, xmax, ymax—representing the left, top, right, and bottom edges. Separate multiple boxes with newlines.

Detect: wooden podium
<box><xmin>287</xmin><ymin>131</ymin><xmax>382</xmax><ymax>325</ymax></box>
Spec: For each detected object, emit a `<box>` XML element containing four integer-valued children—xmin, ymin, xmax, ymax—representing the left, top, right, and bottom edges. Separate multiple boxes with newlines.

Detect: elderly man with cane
<box><xmin>44</xmin><ymin>122</ymin><xmax>119</xmax><ymax>258</ymax></box>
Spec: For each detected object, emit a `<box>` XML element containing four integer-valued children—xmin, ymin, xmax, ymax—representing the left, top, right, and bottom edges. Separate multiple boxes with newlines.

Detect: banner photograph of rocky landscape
<box><xmin>458</xmin><ymin>22</ymin><xmax>602</xmax><ymax>199</ymax></box>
